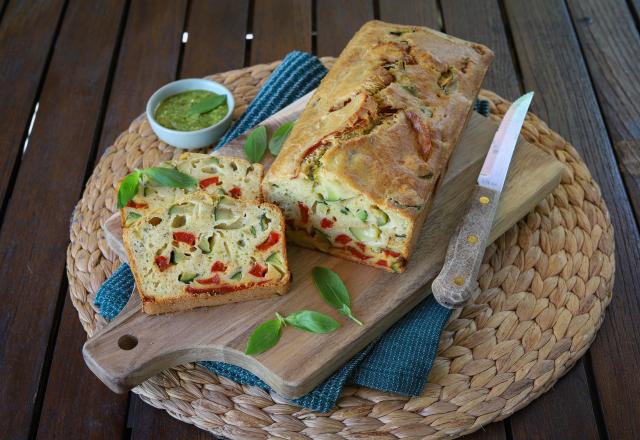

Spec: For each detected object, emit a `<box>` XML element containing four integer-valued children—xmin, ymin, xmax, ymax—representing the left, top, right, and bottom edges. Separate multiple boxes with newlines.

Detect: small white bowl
<box><xmin>146</xmin><ymin>78</ymin><xmax>235</xmax><ymax>150</ymax></box>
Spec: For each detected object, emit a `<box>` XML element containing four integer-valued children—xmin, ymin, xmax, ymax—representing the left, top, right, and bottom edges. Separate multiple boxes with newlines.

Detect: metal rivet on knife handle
<box><xmin>432</xmin><ymin>186</ymin><xmax>500</xmax><ymax>308</ymax></box>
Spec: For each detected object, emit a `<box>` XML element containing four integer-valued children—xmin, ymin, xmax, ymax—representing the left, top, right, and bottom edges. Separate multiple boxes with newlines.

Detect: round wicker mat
<box><xmin>67</xmin><ymin>58</ymin><xmax>614</xmax><ymax>439</ymax></box>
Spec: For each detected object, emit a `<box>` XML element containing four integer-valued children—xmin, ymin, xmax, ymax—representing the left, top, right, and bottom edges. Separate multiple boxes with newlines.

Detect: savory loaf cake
<box><xmin>121</xmin><ymin>153</ymin><xmax>263</xmax><ymax>226</ymax></box>
<box><xmin>263</xmin><ymin>20</ymin><xmax>493</xmax><ymax>272</ymax></box>
<box><xmin>123</xmin><ymin>191</ymin><xmax>290</xmax><ymax>314</ymax></box>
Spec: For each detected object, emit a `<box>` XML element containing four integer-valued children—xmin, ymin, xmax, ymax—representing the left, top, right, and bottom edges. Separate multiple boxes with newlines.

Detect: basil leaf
<box><xmin>142</xmin><ymin>167</ymin><xmax>197</xmax><ymax>188</ymax></box>
<box><xmin>244</xmin><ymin>126</ymin><xmax>267</xmax><ymax>163</ymax></box>
<box><xmin>245</xmin><ymin>318</ymin><xmax>282</xmax><ymax>355</ymax></box>
<box><xmin>268</xmin><ymin>120</ymin><xmax>295</xmax><ymax>156</ymax></box>
<box><xmin>117</xmin><ymin>171</ymin><xmax>141</xmax><ymax>209</ymax></box>
<box><xmin>312</xmin><ymin>266</ymin><xmax>363</xmax><ymax>325</ymax></box>
<box><xmin>284</xmin><ymin>310</ymin><xmax>339</xmax><ymax>333</ymax></box>
<box><xmin>312</xmin><ymin>267</ymin><xmax>350</xmax><ymax>308</ymax></box>
<box><xmin>188</xmin><ymin>94</ymin><xmax>226</xmax><ymax>115</ymax></box>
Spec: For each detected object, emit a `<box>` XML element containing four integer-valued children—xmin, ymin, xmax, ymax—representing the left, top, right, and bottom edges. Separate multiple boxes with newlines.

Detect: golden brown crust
<box><xmin>139</xmin><ymin>276</ymin><xmax>291</xmax><ymax>315</ymax></box>
<box><xmin>265</xmin><ymin>19</ymin><xmax>493</xmax><ymax>217</ymax></box>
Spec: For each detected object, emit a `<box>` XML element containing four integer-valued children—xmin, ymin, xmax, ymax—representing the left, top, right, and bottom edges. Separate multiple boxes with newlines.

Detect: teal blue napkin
<box><xmin>96</xmin><ymin>51</ymin><xmax>489</xmax><ymax>412</ymax></box>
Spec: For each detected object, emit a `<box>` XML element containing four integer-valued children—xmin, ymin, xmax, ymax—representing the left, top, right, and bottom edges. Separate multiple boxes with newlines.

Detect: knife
<box><xmin>432</xmin><ymin>92</ymin><xmax>534</xmax><ymax>308</ymax></box>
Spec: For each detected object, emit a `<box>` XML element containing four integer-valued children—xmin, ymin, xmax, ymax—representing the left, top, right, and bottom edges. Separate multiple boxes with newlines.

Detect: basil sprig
<box><xmin>117</xmin><ymin>170</ymin><xmax>142</xmax><ymax>209</ymax></box>
<box><xmin>312</xmin><ymin>267</ymin><xmax>363</xmax><ymax>325</ymax></box>
<box><xmin>245</xmin><ymin>310</ymin><xmax>339</xmax><ymax>355</ymax></box>
<box><xmin>244</xmin><ymin>126</ymin><xmax>267</xmax><ymax>163</ymax></box>
<box><xmin>116</xmin><ymin>167</ymin><xmax>197</xmax><ymax>208</ymax></box>
<box><xmin>284</xmin><ymin>310</ymin><xmax>339</xmax><ymax>333</ymax></box>
<box><xmin>268</xmin><ymin>120</ymin><xmax>295</xmax><ymax>155</ymax></box>
<box><xmin>245</xmin><ymin>318</ymin><xmax>282</xmax><ymax>355</ymax></box>
<box><xmin>143</xmin><ymin>167</ymin><xmax>198</xmax><ymax>187</ymax></box>
<box><xmin>244</xmin><ymin>120</ymin><xmax>296</xmax><ymax>163</ymax></box>
<box><xmin>188</xmin><ymin>94</ymin><xmax>226</xmax><ymax>116</ymax></box>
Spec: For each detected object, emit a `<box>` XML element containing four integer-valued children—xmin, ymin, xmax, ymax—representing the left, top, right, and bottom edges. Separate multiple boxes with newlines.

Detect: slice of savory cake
<box><xmin>121</xmin><ymin>152</ymin><xmax>263</xmax><ymax>227</ymax></box>
<box><xmin>123</xmin><ymin>191</ymin><xmax>290</xmax><ymax>314</ymax></box>
<box><xmin>263</xmin><ymin>20</ymin><xmax>493</xmax><ymax>272</ymax></box>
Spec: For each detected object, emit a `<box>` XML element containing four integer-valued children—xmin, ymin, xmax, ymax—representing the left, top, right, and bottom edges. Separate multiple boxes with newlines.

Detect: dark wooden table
<box><xmin>1</xmin><ymin>1</ymin><xmax>639</xmax><ymax>439</ymax></box>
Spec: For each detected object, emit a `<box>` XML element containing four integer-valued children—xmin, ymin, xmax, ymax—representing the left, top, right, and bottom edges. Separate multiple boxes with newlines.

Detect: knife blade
<box><xmin>432</xmin><ymin>92</ymin><xmax>534</xmax><ymax>308</ymax></box>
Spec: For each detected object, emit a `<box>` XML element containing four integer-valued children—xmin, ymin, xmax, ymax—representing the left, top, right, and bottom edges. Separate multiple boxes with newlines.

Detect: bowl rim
<box><xmin>145</xmin><ymin>78</ymin><xmax>235</xmax><ymax>135</ymax></box>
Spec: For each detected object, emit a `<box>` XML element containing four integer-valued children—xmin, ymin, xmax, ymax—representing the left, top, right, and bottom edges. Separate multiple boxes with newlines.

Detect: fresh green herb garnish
<box><xmin>143</xmin><ymin>167</ymin><xmax>198</xmax><ymax>187</ymax></box>
<box><xmin>244</xmin><ymin>125</ymin><xmax>268</xmax><ymax>163</ymax></box>
<box><xmin>116</xmin><ymin>167</ymin><xmax>197</xmax><ymax>208</ymax></box>
<box><xmin>117</xmin><ymin>171</ymin><xmax>142</xmax><ymax>209</ymax></box>
<box><xmin>245</xmin><ymin>318</ymin><xmax>283</xmax><ymax>355</ymax></box>
<box><xmin>312</xmin><ymin>267</ymin><xmax>363</xmax><ymax>325</ymax></box>
<box><xmin>268</xmin><ymin>120</ymin><xmax>295</xmax><ymax>156</ymax></box>
<box><xmin>245</xmin><ymin>310</ymin><xmax>339</xmax><ymax>355</ymax></box>
<box><xmin>284</xmin><ymin>310</ymin><xmax>339</xmax><ymax>333</ymax></box>
<box><xmin>188</xmin><ymin>94</ymin><xmax>226</xmax><ymax>115</ymax></box>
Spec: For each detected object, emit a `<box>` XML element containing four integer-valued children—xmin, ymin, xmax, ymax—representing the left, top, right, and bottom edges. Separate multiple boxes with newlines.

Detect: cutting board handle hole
<box><xmin>118</xmin><ymin>334</ymin><xmax>138</xmax><ymax>350</ymax></box>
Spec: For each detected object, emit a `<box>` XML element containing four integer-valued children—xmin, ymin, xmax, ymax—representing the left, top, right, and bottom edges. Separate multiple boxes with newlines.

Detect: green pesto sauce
<box><xmin>155</xmin><ymin>90</ymin><xmax>228</xmax><ymax>131</ymax></box>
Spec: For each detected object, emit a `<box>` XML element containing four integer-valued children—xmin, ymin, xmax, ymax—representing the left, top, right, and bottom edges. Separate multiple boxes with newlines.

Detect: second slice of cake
<box><xmin>124</xmin><ymin>191</ymin><xmax>290</xmax><ymax>314</ymax></box>
<box><xmin>121</xmin><ymin>153</ymin><xmax>263</xmax><ymax>227</ymax></box>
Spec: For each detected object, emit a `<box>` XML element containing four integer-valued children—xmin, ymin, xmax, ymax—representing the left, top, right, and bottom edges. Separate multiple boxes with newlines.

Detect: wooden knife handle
<box><xmin>432</xmin><ymin>185</ymin><xmax>500</xmax><ymax>308</ymax></box>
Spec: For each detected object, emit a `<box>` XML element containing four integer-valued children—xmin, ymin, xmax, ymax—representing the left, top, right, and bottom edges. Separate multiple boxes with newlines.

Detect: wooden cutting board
<box><xmin>83</xmin><ymin>95</ymin><xmax>565</xmax><ymax>399</ymax></box>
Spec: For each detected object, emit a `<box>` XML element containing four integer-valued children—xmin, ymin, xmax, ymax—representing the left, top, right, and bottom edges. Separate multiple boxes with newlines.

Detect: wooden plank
<box><xmin>0</xmin><ymin>0</ymin><xmax>65</xmax><ymax>215</ymax></box>
<box><xmin>378</xmin><ymin>0</ymin><xmax>440</xmax><ymax>30</ymax></box>
<box><xmin>503</xmin><ymin>0</ymin><xmax>640</xmax><ymax>435</ymax></box>
<box><xmin>315</xmin><ymin>0</ymin><xmax>374</xmax><ymax>56</ymax></box>
<box><xmin>617</xmin><ymin>139</ymin><xmax>640</xmax><ymax>211</ymax></box>
<box><xmin>96</xmin><ymin>0</ymin><xmax>187</xmax><ymax>158</ymax></box>
<box><xmin>564</xmin><ymin>0</ymin><xmax>640</xmax><ymax>438</ymax></box>
<box><xmin>629</xmin><ymin>0</ymin><xmax>640</xmax><ymax>18</ymax></box>
<box><xmin>566</xmin><ymin>0</ymin><xmax>640</xmax><ymax>141</ymax></box>
<box><xmin>36</xmin><ymin>1</ymin><xmax>188</xmax><ymax>438</ymax></box>
<box><xmin>36</xmin><ymin>296</ymin><xmax>129</xmax><ymax>440</ymax></box>
<box><xmin>180</xmin><ymin>0</ymin><xmax>249</xmax><ymax>77</ymax></box>
<box><xmin>0</xmin><ymin>1</ymin><xmax>126</xmax><ymax>438</ymax></box>
<box><xmin>128</xmin><ymin>394</ymin><xmax>213</xmax><ymax>439</ymax></box>
<box><xmin>466</xmin><ymin>422</ymin><xmax>508</xmax><ymax>440</ymax></box>
<box><xmin>0</xmin><ymin>0</ymin><xmax>9</xmax><ymax>24</ymax></box>
<box><xmin>510</xmin><ymin>360</ymin><xmax>598</xmax><ymax>439</ymax></box>
<box><xmin>440</xmin><ymin>0</ymin><xmax>521</xmax><ymax>100</ymax></box>
<box><xmin>567</xmin><ymin>0</ymin><xmax>640</xmax><ymax>214</ymax></box>
<box><xmin>250</xmin><ymin>0</ymin><xmax>312</xmax><ymax>64</ymax></box>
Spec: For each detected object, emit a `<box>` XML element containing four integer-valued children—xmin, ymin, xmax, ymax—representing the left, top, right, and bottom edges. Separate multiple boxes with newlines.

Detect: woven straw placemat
<box><xmin>67</xmin><ymin>58</ymin><xmax>614</xmax><ymax>439</ymax></box>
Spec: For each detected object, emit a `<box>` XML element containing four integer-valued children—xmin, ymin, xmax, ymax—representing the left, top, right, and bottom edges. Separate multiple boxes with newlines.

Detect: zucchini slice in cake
<box><xmin>123</xmin><ymin>191</ymin><xmax>290</xmax><ymax>314</ymax></box>
<box><xmin>120</xmin><ymin>153</ymin><xmax>263</xmax><ymax>227</ymax></box>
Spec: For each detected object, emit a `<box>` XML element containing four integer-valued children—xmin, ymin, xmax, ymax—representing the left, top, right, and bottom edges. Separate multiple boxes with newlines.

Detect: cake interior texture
<box><xmin>124</xmin><ymin>191</ymin><xmax>289</xmax><ymax>314</ymax></box>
